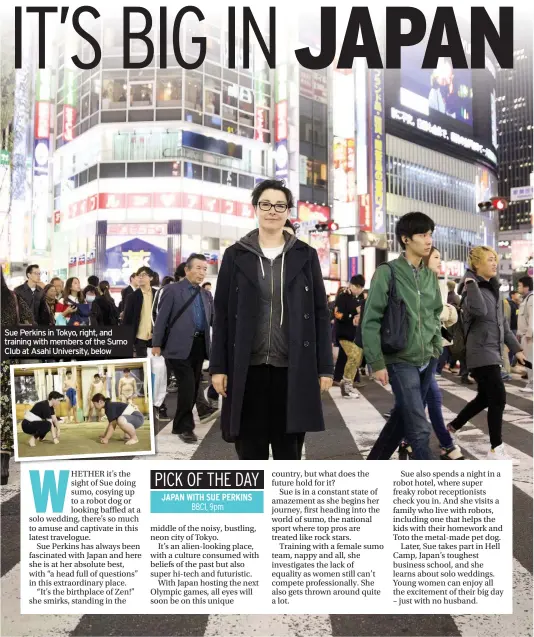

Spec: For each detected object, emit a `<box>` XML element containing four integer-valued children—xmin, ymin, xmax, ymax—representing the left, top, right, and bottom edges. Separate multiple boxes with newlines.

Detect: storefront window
<box><xmin>184</xmin><ymin>71</ymin><xmax>203</xmax><ymax>111</ymax></box>
<box><xmin>238</xmin><ymin>125</ymin><xmax>254</xmax><ymax>139</ymax></box>
<box><xmin>222</xmin><ymin>105</ymin><xmax>237</xmax><ymax>122</ymax></box>
<box><xmin>81</xmin><ymin>93</ymin><xmax>90</xmax><ymax>120</ymax></box>
<box><xmin>205</xmin><ymin>89</ymin><xmax>221</xmax><ymax>115</ymax></box>
<box><xmin>156</xmin><ymin>75</ymin><xmax>182</xmax><ymax>107</ymax></box>
<box><xmin>222</xmin><ymin>82</ymin><xmax>238</xmax><ymax>108</ymax></box>
<box><xmin>90</xmin><ymin>78</ymin><xmax>100</xmax><ymax>114</ymax></box>
<box><xmin>313</xmin><ymin>160</ymin><xmax>327</xmax><ymax>187</ymax></box>
<box><xmin>238</xmin><ymin>111</ymin><xmax>254</xmax><ymax>128</ymax></box>
<box><xmin>130</xmin><ymin>82</ymin><xmax>153</xmax><ymax>107</ymax></box>
<box><xmin>102</xmin><ymin>73</ymin><xmax>127</xmax><ymax>109</ymax></box>
<box><xmin>222</xmin><ymin>170</ymin><xmax>237</xmax><ymax>187</ymax></box>
<box><xmin>183</xmin><ymin>161</ymin><xmax>202</xmax><ymax>180</ymax></box>
<box><xmin>204</xmin><ymin>166</ymin><xmax>221</xmax><ymax>184</ymax></box>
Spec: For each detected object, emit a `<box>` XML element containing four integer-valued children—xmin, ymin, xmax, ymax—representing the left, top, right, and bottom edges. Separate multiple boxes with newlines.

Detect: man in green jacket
<box><xmin>362</xmin><ymin>212</ymin><xmax>443</xmax><ymax>460</ymax></box>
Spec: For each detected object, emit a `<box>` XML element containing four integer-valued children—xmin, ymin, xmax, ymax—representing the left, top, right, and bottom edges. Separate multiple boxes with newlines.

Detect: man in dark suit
<box><xmin>15</xmin><ymin>264</ymin><xmax>43</xmax><ymax>322</ymax></box>
<box><xmin>119</xmin><ymin>272</ymin><xmax>139</xmax><ymax>315</ymax></box>
<box><xmin>152</xmin><ymin>254</ymin><xmax>213</xmax><ymax>443</ymax></box>
<box><xmin>122</xmin><ymin>267</ymin><xmax>158</xmax><ymax>357</ymax></box>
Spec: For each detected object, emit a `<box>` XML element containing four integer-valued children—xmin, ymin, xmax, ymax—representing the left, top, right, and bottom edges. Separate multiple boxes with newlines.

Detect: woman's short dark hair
<box><xmin>174</xmin><ymin>263</ymin><xmax>186</xmax><ymax>281</ymax></box>
<box><xmin>395</xmin><ymin>212</ymin><xmax>435</xmax><ymax>248</ymax></box>
<box><xmin>48</xmin><ymin>391</ymin><xmax>64</xmax><ymax>400</ymax></box>
<box><xmin>136</xmin><ymin>266</ymin><xmax>154</xmax><ymax>277</ymax></box>
<box><xmin>91</xmin><ymin>393</ymin><xmax>108</xmax><ymax>403</ymax></box>
<box><xmin>161</xmin><ymin>276</ymin><xmax>174</xmax><ymax>286</ymax></box>
<box><xmin>251</xmin><ymin>179</ymin><xmax>294</xmax><ymax>210</ymax></box>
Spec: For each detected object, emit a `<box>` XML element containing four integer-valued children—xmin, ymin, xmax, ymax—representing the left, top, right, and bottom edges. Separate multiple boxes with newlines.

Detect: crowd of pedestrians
<box><xmin>1</xmin><ymin>179</ymin><xmax>533</xmax><ymax>477</ymax></box>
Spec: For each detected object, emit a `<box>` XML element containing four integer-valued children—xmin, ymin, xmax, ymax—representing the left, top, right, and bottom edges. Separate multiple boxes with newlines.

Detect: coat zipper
<box><xmin>414</xmin><ymin>269</ymin><xmax>424</xmax><ymax>365</ymax></box>
<box><xmin>266</xmin><ymin>258</ymin><xmax>274</xmax><ymax>364</ymax></box>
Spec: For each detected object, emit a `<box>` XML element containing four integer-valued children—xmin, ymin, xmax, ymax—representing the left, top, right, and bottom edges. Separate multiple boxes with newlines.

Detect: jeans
<box><xmin>436</xmin><ymin>347</ymin><xmax>450</xmax><ymax>374</ymax></box>
<box><xmin>449</xmin><ymin>364</ymin><xmax>506</xmax><ymax>449</ymax></box>
<box><xmin>426</xmin><ymin>374</ymin><xmax>454</xmax><ymax>449</ymax></box>
<box><xmin>367</xmin><ymin>359</ymin><xmax>437</xmax><ymax>460</ymax></box>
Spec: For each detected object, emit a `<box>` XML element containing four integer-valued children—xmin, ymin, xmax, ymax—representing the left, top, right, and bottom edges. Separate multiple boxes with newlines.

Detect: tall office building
<box><xmin>496</xmin><ymin>32</ymin><xmax>533</xmax><ymax>230</ymax></box>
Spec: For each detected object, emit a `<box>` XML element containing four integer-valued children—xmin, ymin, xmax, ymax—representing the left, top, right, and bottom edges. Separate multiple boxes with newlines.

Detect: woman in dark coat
<box><xmin>210</xmin><ymin>179</ymin><xmax>334</xmax><ymax>460</ymax></box>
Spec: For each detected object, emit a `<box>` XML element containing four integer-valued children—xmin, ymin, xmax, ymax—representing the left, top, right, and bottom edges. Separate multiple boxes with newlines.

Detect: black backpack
<box><xmin>380</xmin><ymin>262</ymin><xmax>408</xmax><ymax>354</ymax></box>
<box><xmin>449</xmin><ymin>294</ymin><xmax>470</xmax><ymax>359</ymax></box>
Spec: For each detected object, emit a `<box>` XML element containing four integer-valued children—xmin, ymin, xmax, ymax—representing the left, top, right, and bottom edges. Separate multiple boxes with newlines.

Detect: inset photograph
<box><xmin>11</xmin><ymin>359</ymin><xmax>155</xmax><ymax>461</ymax></box>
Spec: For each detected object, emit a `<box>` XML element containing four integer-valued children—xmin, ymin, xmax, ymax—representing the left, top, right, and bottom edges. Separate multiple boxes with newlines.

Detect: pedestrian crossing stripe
<box><xmin>1</xmin><ymin>375</ymin><xmax>532</xmax><ymax>636</ymax></box>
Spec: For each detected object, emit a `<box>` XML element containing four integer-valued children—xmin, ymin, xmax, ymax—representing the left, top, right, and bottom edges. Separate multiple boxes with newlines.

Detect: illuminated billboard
<box><xmin>385</xmin><ymin>39</ymin><xmax>497</xmax><ymax>167</ymax></box>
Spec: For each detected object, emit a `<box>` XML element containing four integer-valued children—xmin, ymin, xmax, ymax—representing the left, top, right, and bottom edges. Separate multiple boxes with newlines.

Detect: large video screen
<box><xmin>400</xmin><ymin>49</ymin><xmax>473</xmax><ymax>127</ymax></box>
<box><xmin>385</xmin><ymin>38</ymin><xmax>497</xmax><ymax>168</ymax></box>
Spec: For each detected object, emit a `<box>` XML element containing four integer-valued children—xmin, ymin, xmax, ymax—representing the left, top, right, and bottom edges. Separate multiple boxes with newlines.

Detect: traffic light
<box><xmin>478</xmin><ymin>197</ymin><xmax>508</xmax><ymax>212</ymax></box>
<box><xmin>315</xmin><ymin>220</ymin><xmax>339</xmax><ymax>232</ymax></box>
<box><xmin>491</xmin><ymin>197</ymin><xmax>508</xmax><ymax>211</ymax></box>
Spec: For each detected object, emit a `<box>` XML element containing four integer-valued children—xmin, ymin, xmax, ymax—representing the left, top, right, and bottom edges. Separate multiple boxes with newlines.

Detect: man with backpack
<box><xmin>362</xmin><ymin>212</ymin><xmax>442</xmax><ymax>460</ymax></box>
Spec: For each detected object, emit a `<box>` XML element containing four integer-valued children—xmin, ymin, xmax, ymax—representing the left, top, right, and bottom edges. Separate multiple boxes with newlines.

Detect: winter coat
<box><xmin>209</xmin><ymin>230</ymin><xmax>334</xmax><ymax>442</ymax></box>
<box><xmin>441</xmin><ymin>304</ymin><xmax>458</xmax><ymax>346</ymax></box>
<box><xmin>458</xmin><ymin>269</ymin><xmax>522</xmax><ymax>369</ymax></box>
<box><xmin>362</xmin><ymin>256</ymin><xmax>443</xmax><ymax>372</ymax></box>
<box><xmin>517</xmin><ymin>291</ymin><xmax>533</xmax><ymax>363</ymax></box>
<box><xmin>334</xmin><ymin>291</ymin><xmax>359</xmax><ymax>342</ymax></box>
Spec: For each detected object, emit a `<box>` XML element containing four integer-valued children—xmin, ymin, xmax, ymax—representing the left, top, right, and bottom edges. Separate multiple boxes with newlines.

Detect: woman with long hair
<box><xmin>56</xmin><ymin>278</ymin><xmax>89</xmax><ymax>325</ymax></box>
<box><xmin>37</xmin><ymin>284</ymin><xmax>59</xmax><ymax>326</ymax></box>
<box><xmin>91</xmin><ymin>393</ymin><xmax>143</xmax><ymax>445</ymax></box>
<box><xmin>448</xmin><ymin>246</ymin><xmax>525</xmax><ymax>461</ymax></box>
<box><xmin>1</xmin><ymin>269</ymin><xmax>33</xmax><ymax>484</ymax></box>
<box><xmin>98</xmin><ymin>280</ymin><xmax>119</xmax><ymax>325</ymax></box>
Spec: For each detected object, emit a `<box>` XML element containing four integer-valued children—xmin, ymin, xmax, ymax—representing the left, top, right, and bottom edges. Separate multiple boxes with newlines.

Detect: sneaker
<box><xmin>28</xmin><ymin>437</ymin><xmax>36</xmax><ymax>447</ymax></box>
<box><xmin>461</xmin><ymin>376</ymin><xmax>474</xmax><ymax>385</ymax></box>
<box><xmin>353</xmin><ymin>379</ymin><xmax>367</xmax><ymax>388</ymax></box>
<box><xmin>487</xmin><ymin>444</ymin><xmax>520</xmax><ymax>465</ymax></box>
<box><xmin>167</xmin><ymin>380</ymin><xmax>178</xmax><ymax>393</ymax></box>
<box><xmin>178</xmin><ymin>432</ymin><xmax>198</xmax><ymax>444</ymax></box>
<box><xmin>501</xmin><ymin>372</ymin><xmax>512</xmax><ymax>381</ymax></box>
<box><xmin>520</xmin><ymin>384</ymin><xmax>533</xmax><ymax>394</ymax></box>
<box><xmin>341</xmin><ymin>380</ymin><xmax>355</xmax><ymax>399</ymax></box>
<box><xmin>440</xmin><ymin>446</ymin><xmax>464</xmax><ymax>460</ymax></box>
<box><xmin>333</xmin><ymin>380</ymin><xmax>341</xmax><ymax>387</ymax></box>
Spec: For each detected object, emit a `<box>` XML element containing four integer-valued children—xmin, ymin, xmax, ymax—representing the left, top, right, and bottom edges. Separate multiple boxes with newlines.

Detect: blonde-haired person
<box><xmin>447</xmin><ymin>246</ymin><xmax>525</xmax><ymax>461</ymax></box>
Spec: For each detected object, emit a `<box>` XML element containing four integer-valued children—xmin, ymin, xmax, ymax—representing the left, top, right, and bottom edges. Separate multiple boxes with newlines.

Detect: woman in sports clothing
<box><xmin>21</xmin><ymin>391</ymin><xmax>63</xmax><ymax>447</ymax></box>
<box><xmin>91</xmin><ymin>394</ymin><xmax>144</xmax><ymax>446</ymax></box>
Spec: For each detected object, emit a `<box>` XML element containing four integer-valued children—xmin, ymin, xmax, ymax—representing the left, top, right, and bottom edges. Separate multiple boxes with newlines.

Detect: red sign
<box><xmin>359</xmin><ymin>194</ymin><xmax>372</xmax><ymax>233</ymax></box>
<box><xmin>154</xmin><ymin>192</ymin><xmax>181</xmax><ymax>208</ymax></box>
<box><xmin>99</xmin><ymin>193</ymin><xmax>126</xmax><ymax>210</ymax></box>
<box><xmin>127</xmin><ymin>193</ymin><xmax>152</xmax><ymax>208</ymax></box>
<box><xmin>202</xmin><ymin>196</ymin><xmax>221</xmax><ymax>213</ymax></box>
<box><xmin>35</xmin><ymin>102</ymin><xmax>50</xmax><ymax>139</ymax></box>
<box><xmin>238</xmin><ymin>202</ymin><xmax>255</xmax><ymax>218</ymax></box>
<box><xmin>183</xmin><ymin>193</ymin><xmax>201</xmax><ymax>209</ymax></box>
<box><xmin>54</xmin><ymin>210</ymin><xmax>61</xmax><ymax>225</ymax></box>
<box><xmin>222</xmin><ymin>200</ymin><xmax>236</xmax><ymax>215</ymax></box>
<box><xmin>296</xmin><ymin>202</ymin><xmax>331</xmax><ymax>223</ymax></box>
<box><xmin>254</xmin><ymin>107</ymin><xmax>265</xmax><ymax>142</ymax></box>
<box><xmin>275</xmin><ymin>101</ymin><xmax>288</xmax><ymax>142</ymax></box>
<box><xmin>62</xmin><ymin>105</ymin><xmax>76</xmax><ymax>142</ymax></box>
<box><xmin>346</xmin><ymin>138</ymin><xmax>356</xmax><ymax>203</ymax></box>
<box><xmin>63</xmin><ymin>191</ymin><xmax>261</xmax><ymax>222</ymax></box>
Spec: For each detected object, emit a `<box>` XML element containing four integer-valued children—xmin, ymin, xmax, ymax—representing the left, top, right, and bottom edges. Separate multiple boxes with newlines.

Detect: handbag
<box><xmin>380</xmin><ymin>263</ymin><xmax>408</xmax><ymax>354</ymax></box>
<box><xmin>161</xmin><ymin>286</ymin><xmax>201</xmax><ymax>349</ymax></box>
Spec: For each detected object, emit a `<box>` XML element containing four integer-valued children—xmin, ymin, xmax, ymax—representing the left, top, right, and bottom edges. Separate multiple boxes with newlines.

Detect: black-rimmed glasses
<box><xmin>257</xmin><ymin>201</ymin><xmax>289</xmax><ymax>213</ymax></box>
